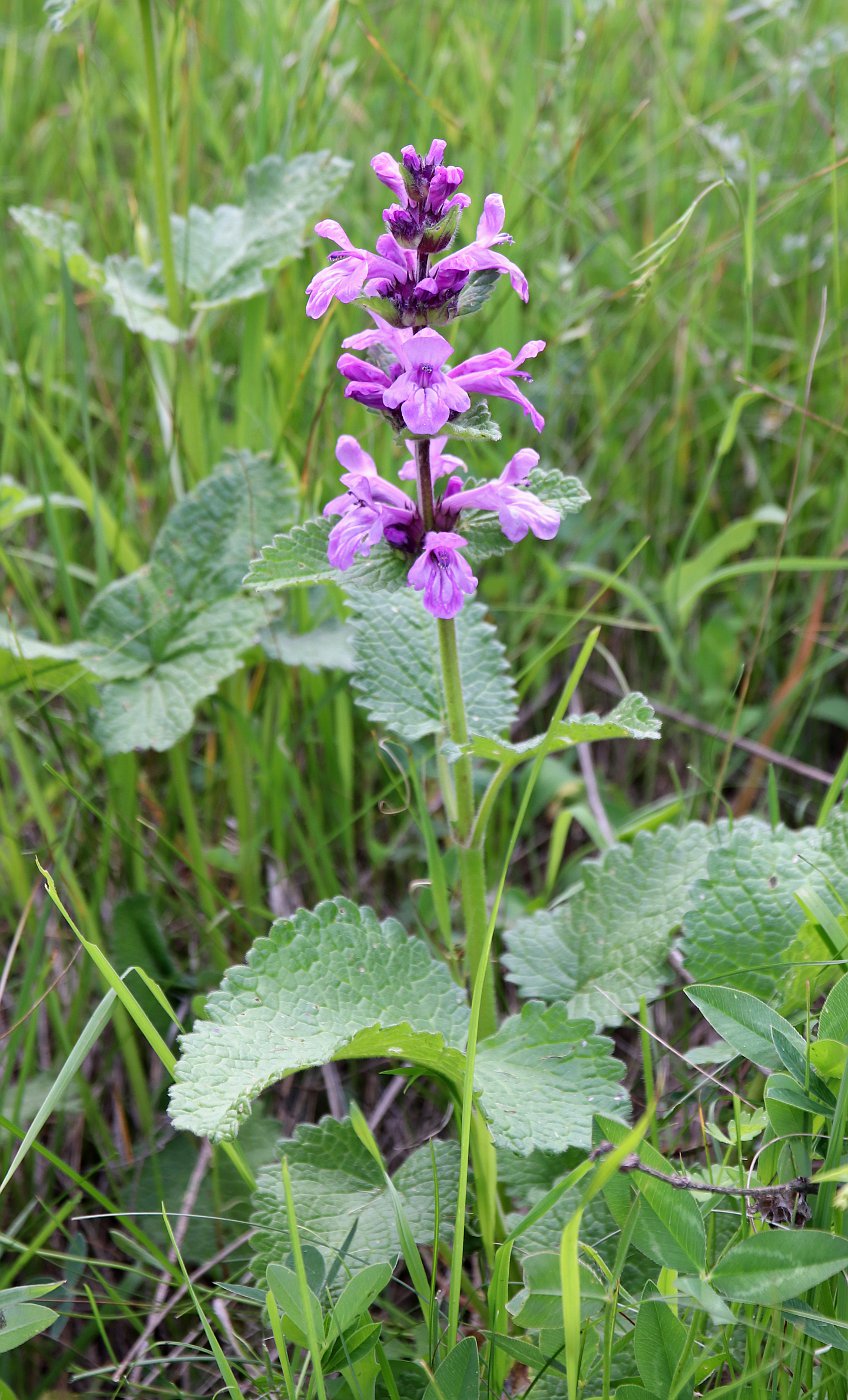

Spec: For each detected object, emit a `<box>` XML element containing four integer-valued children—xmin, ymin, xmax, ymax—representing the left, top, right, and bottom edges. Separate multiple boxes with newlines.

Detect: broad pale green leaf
<box><xmin>0</xmin><ymin>625</ymin><xmax>103</xmax><ymax>697</ymax></box>
<box><xmin>261</xmin><ymin>620</ymin><xmax>354</xmax><ymax>672</ymax></box>
<box><xmin>43</xmin><ymin>0</ymin><xmax>96</xmax><ymax>29</ymax></box>
<box><xmin>474</xmin><ymin>1002</ymin><xmax>627</xmax><ymax>1154</ymax></box>
<box><xmin>685</xmin><ymin>985</ymin><xmax>806</xmax><ymax>1071</ymax></box>
<box><xmin>80</xmin><ymin>453</ymin><xmax>293</xmax><ymax>752</ymax></box>
<box><xmin>634</xmin><ymin>1292</ymin><xmax>690</xmax><ymax>1399</ymax></box>
<box><xmin>168</xmin><ymin>898</ymin><xmax>469</xmax><ymax>1141</ymax></box>
<box><xmin>85</xmin><ymin>586</ymin><xmax>262</xmax><ymax>753</ymax></box>
<box><xmin>170</xmin><ymin>152</ymin><xmax>350</xmax><ymax>308</ymax></box>
<box><xmin>819</xmin><ymin>973</ymin><xmax>848</xmax><ymax>1043</ymax></box>
<box><xmin>507</xmin><ymin>1252</ymin><xmax>606</xmax><ymax>1330</ymax></box>
<box><xmin>448</xmin><ymin>692</ymin><xmax>660</xmax><ymax>765</ymax></box>
<box><xmin>349</xmin><ymin>588</ymin><xmax>517</xmax><ymax>743</ymax></box>
<box><xmin>681</xmin><ymin>813</ymin><xmax>848</xmax><ymax>995</ymax></box>
<box><xmin>710</xmin><ymin>1231</ymin><xmax>848</xmax><ymax>1304</ymax></box>
<box><xmin>244</xmin><ymin>518</ymin><xmax>409</xmax><ymax>594</ymax></box>
<box><xmin>10</xmin><ymin>206</ymin><xmax>103</xmax><ymax>288</ymax></box>
<box><xmin>504</xmin><ymin>823</ymin><xmax>719</xmax><ymax>1028</ymax></box>
<box><xmin>595</xmin><ymin>1116</ymin><xmax>707</xmax><ymax>1273</ymax></box>
<box><xmin>441</xmin><ymin>402</ymin><xmax>502</xmax><ymax>443</ymax></box>
<box><xmin>0</xmin><ymin>1301</ymin><xmax>59</xmax><ymax>1356</ymax></box>
<box><xmin>102</xmin><ymin>254</ymin><xmax>180</xmax><ymax>343</ymax></box>
<box><xmin>423</xmin><ymin>1337</ymin><xmax>479</xmax><ymax>1400</ymax></box>
<box><xmin>527</xmin><ymin>467</ymin><xmax>591</xmax><ymax>520</ymax></box>
<box><xmin>250</xmin><ymin>1116</ymin><xmax>459</xmax><ymax>1279</ymax></box>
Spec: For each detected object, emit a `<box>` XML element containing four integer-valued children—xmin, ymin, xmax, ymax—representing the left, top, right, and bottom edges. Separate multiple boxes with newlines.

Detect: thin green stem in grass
<box><xmin>447</xmin><ymin>628</ymin><xmax>601</xmax><ymax>1349</ymax></box>
<box><xmin>168</xmin><ymin>742</ymin><xmax>228</xmax><ymax>971</ymax></box>
<box><xmin>137</xmin><ymin>0</ymin><xmax>180</xmax><ymax>324</ymax></box>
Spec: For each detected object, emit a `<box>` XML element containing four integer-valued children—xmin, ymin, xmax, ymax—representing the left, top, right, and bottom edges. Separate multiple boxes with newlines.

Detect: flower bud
<box><xmin>418</xmin><ymin>202</ymin><xmax>463</xmax><ymax>255</ymax></box>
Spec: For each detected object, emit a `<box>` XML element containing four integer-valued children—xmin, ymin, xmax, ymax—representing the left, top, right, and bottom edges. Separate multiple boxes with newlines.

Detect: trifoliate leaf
<box><xmin>10</xmin><ymin>206</ymin><xmax>103</xmax><ymax>289</ymax></box>
<box><xmin>445</xmin><ymin>692</ymin><xmax>660</xmax><ymax>765</ymax></box>
<box><xmin>474</xmin><ymin>1002</ymin><xmax>627</xmax><ymax>1154</ymax></box>
<box><xmin>169</xmin><ymin>151</ymin><xmax>351</xmax><ymax>308</ymax></box>
<box><xmin>81</xmin><ymin>453</ymin><xmax>294</xmax><ymax>753</ymax></box>
<box><xmin>244</xmin><ymin>518</ymin><xmax>409</xmax><ymax>594</ymax></box>
<box><xmin>504</xmin><ymin>823</ymin><xmax>720</xmax><ymax>1028</ymax></box>
<box><xmin>348</xmin><ymin>587</ymin><xmax>517</xmax><ymax>743</ymax></box>
<box><xmin>168</xmin><ymin>898</ymin><xmax>469</xmax><ymax>1141</ymax></box>
<box><xmin>250</xmin><ymin>1116</ymin><xmax>459</xmax><ymax>1279</ymax></box>
<box><xmin>681</xmin><ymin>813</ymin><xmax>848</xmax><ymax>996</ymax></box>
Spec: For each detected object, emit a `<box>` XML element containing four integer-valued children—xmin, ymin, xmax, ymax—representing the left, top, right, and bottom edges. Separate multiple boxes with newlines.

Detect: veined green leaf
<box><xmin>686</xmin><ymin>985</ymin><xmax>806</xmax><ymax>1070</ymax></box>
<box><xmin>250</xmin><ymin>1117</ymin><xmax>458</xmax><ymax>1280</ymax></box>
<box><xmin>711</xmin><ymin>1230</ymin><xmax>848</xmax><ymax>1304</ymax></box>
<box><xmin>595</xmin><ymin>1115</ymin><xmax>706</xmax><ymax>1273</ymax></box>
<box><xmin>504</xmin><ymin>823</ymin><xmax>719</xmax><ymax>1028</ymax></box>
<box><xmin>447</xmin><ymin>691</ymin><xmax>660</xmax><ymax>765</ymax></box>
<box><xmin>349</xmin><ymin>588</ymin><xmax>517</xmax><ymax>743</ymax></box>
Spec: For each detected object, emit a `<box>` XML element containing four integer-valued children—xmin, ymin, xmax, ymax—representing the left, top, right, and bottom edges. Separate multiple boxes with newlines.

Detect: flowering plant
<box><xmin>307</xmin><ymin>139</ymin><xmax>554</xmax><ymax>619</ymax></box>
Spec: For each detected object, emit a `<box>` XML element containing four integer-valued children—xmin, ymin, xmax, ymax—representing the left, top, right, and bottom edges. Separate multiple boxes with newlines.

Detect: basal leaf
<box><xmin>170</xmin><ymin>151</ymin><xmax>351</xmax><ymax>308</ymax></box>
<box><xmin>681</xmin><ymin>813</ymin><xmax>848</xmax><ymax>995</ymax></box>
<box><xmin>80</xmin><ymin>453</ymin><xmax>294</xmax><ymax>752</ymax></box>
<box><xmin>102</xmin><ymin>255</ymin><xmax>180</xmax><ymax>343</ymax></box>
<box><xmin>0</xmin><ymin>624</ymin><xmax>103</xmax><ymax>697</ymax></box>
<box><xmin>504</xmin><ymin>823</ymin><xmax>718</xmax><ymax>1028</ymax></box>
<box><xmin>261</xmin><ymin>620</ymin><xmax>355</xmax><ymax>673</ymax></box>
<box><xmin>250</xmin><ymin>1116</ymin><xmax>459</xmax><ymax>1279</ymax></box>
<box><xmin>349</xmin><ymin>588</ymin><xmax>517</xmax><ymax>743</ymax></box>
<box><xmin>168</xmin><ymin>898</ymin><xmax>469</xmax><ymax>1141</ymax></box>
<box><xmin>474</xmin><ymin>1002</ymin><xmax>627</xmax><ymax>1154</ymax></box>
<box><xmin>10</xmin><ymin>206</ymin><xmax>103</xmax><ymax>289</ymax></box>
<box><xmin>85</xmin><ymin>586</ymin><xmax>262</xmax><ymax>754</ymax></box>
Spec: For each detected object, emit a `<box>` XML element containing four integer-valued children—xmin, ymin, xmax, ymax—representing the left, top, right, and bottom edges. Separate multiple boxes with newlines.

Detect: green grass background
<box><xmin>1</xmin><ymin>0</ymin><xmax>847</xmax><ymax>1391</ymax></box>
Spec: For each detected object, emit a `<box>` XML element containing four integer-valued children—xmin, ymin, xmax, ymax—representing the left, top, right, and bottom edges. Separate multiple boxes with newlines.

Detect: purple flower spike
<box><xmin>382</xmin><ymin>328</ymin><xmax>471</xmax><ymax>434</ymax></box>
<box><xmin>371</xmin><ymin>152</ymin><xmax>408</xmax><ymax>206</ymax></box>
<box><xmin>442</xmin><ymin>448</ymin><xmax>560</xmax><ymax>542</ymax></box>
<box><xmin>450</xmin><ymin>339</ymin><xmax>546</xmax><ymax>432</ymax></box>
<box><xmin>398</xmin><ymin>435</ymin><xmax>467</xmax><ymax>482</ymax></box>
<box><xmin>407</xmin><ymin>531</ymin><xmax>478</xmax><ymax>619</ymax></box>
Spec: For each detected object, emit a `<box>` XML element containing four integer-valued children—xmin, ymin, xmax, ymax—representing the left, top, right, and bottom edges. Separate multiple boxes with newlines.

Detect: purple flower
<box><xmin>306</xmin><ymin>221</ymin><xmax>409</xmax><ymax>319</ymax></box>
<box><xmin>441</xmin><ymin>448</ymin><xmax>560</xmax><ymax>541</ymax></box>
<box><xmin>407</xmin><ymin>531</ymin><xmax>478</xmax><ymax>619</ymax></box>
<box><xmin>323</xmin><ymin>435</ymin><xmax>417</xmax><ymax>567</ymax></box>
<box><xmin>337</xmin><ymin>352</ymin><xmax>399</xmax><ymax>411</ymax></box>
<box><xmin>450</xmin><ymin>340</ymin><xmax>546</xmax><ymax>432</ymax></box>
<box><xmin>435</xmin><ymin>195</ymin><xmax>528</xmax><ymax>301</ymax></box>
<box><xmin>398</xmin><ymin>435</ymin><xmax>467</xmax><ymax>482</ymax></box>
<box><xmin>381</xmin><ymin>328</ymin><xmax>471</xmax><ymax>434</ymax></box>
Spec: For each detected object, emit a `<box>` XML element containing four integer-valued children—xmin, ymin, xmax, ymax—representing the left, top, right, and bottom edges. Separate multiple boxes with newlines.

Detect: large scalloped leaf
<box><xmin>504</xmin><ymin>823</ymin><xmax>721</xmax><ymax>1028</ymax></box>
<box><xmin>169</xmin><ymin>898</ymin><xmax>627</xmax><ymax>1156</ymax></box>
<box><xmin>348</xmin><ymin>588</ymin><xmax>517</xmax><ymax>743</ymax></box>
<box><xmin>170</xmin><ymin>151</ymin><xmax>351</xmax><ymax>308</ymax></box>
<box><xmin>474</xmin><ymin>1002</ymin><xmax>627</xmax><ymax>1153</ymax></box>
<box><xmin>79</xmin><ymin>453</ymin><xmax>295</xmax><ymax>753</ymax></box>
<box><xmin>250</xmin><ymin>1117</ymin><xmax>459</xmax><ymax>1279</ymax></box>
<box><xmin>681</xmin><ymin>812</ymin><xmax>848</xmax><ymax>995</ymax></box>
<box><xmin>168</xmin><ymin>899</ymin><xmax>469</xmax><ymax>1141</ymax></box>
<box><xmin>445</xmin><ymin>692</ymin><xmax>660</xmax><ymax>765</ymax></box>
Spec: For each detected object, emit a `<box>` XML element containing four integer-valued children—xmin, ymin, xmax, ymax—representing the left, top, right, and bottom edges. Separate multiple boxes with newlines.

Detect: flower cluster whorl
<box><xmin>308</xmin><ymin>139</ymin><xmax>556</xmax><ymax>620</ymax></box>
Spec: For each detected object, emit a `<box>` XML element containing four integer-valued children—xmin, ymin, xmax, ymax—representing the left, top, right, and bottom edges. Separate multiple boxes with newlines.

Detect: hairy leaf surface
<box><xmin>349</xmin><ymin>588</ymin><xmax>518</xmax><ymax>742</ymax></box>
<box><xmin>504</xmin><ymin>823</ymin><xmax>719</xmax><ymax>1027</ymax></box>
<box><xmin>250</xmin><ymin>1116</ymin><xmax>459</xmax><ymax>1278</ymax></box>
